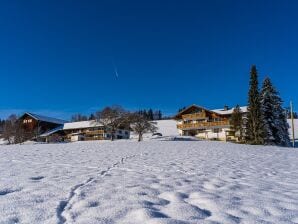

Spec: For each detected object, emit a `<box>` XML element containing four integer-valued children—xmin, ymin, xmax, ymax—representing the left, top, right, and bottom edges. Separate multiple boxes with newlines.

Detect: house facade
<box><xmin>18</xmin><ymin>112</ymin><xmax>67</xmax><ymax>140</ymax></box>
<box><xmin>174</xmin><ymin>105</ymin><xmax>247</xmax><ymax>141</ymax></box>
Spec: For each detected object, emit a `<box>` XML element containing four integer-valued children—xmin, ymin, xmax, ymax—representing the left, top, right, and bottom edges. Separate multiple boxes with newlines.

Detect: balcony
<box><xmin>182</xmin><ymin>112</ymin><xmax>206</xmax><ymax>120</ymax></box>
<box><xmin>177</xmin><ymin>120</ymin><xmax>230</xmax><ymax>129</ymax></box>
<box><xmin>85</xmin><ymin>130</ymin><xmax>104</xmax><ymax>135</ymax></box>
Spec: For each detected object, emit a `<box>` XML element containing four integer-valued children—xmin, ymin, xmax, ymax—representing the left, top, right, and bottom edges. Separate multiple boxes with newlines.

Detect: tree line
<box><xmin>230</xmin><ymin>65</ymin><xmax>291</xmax><ymax>147</ymax></box>
<box><xmin>70</xmin><ymin>109</ymin><xmax>164</xmax><ymax>122</ymax></box>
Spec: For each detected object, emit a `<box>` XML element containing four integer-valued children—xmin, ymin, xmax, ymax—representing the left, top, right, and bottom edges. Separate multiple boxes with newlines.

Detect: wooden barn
<box><xmin>18</xmin><ymin>112</ymin><xmax>67</xmax><ymax>140</ymax></box>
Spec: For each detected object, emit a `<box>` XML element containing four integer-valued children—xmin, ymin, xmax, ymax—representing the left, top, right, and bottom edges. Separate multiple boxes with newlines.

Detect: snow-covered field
<box><xmin>1</xmin><ymin>120</ymin><xmax>298</xmax><ymax>223</ymax></box>
<box><xmin>1</xmin><ymin>139</ymin><xmax>298</xmax><ymax>224</ymax></box>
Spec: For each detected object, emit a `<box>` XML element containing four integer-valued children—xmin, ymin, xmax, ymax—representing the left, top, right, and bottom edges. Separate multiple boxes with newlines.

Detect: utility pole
<box><xmin>290</xmin><ymin>101</ymin><xmax>295</xmax><ymax>148</ymax></box>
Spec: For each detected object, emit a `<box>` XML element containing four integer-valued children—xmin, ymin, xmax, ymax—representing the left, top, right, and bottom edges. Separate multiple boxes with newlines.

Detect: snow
<box><xmin>40</xmin><ymin>120</ymin><xmax>105</xmax><ymax>137</ymax></box>
<box><xmin>63</xmin><ymin>120</ymin><xmax>104</xmax><ymax>130</ymax></box>
<box><xmin>154</xmin><ymin>120</ymin><xmax>179</xmax><ymax>137</ymax></box>
<box><xmin>212</xmin><ymin>106</ymin><xmax>248</xmax><ymax>115</ymax></box>
<box><xmin>1</xmin><ymin>137</ymin><xmax>298</xmax><ymax>223</ymax></box>
<box><xmin>40</xmin><ymin>125</ymin><xmax>64</xmax><ymax>137</ymax></box>
<box><xmin>130</xmin><ymin>120</ymin><xmax>179</xmax><ymax>140</ymax></box>
<box><xmin>0</xmin><ymin>138</ymin><xmax>8</xmax><ymax>145</ymax></box>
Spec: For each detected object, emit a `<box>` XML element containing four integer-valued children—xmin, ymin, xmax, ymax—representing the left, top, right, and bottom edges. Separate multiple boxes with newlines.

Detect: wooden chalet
<box><xmin>18</xmin><ymin>112</ymin><xmax>67</xmax><ymax>140</ymax></box>
<box><xmin>174</xmin><ymin>105</ymin><xmax>247</xmax><ymax>141</ymax></box>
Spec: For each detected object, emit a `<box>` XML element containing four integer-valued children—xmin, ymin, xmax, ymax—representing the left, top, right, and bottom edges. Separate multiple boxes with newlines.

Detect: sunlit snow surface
<box><xmin>1</xmin><ymin>139</ymin><xmax>298</xmax><ymax>224</ymax></box>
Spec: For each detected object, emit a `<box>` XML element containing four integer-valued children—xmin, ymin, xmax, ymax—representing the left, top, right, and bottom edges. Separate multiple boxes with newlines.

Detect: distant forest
<box><xmin>70</xmin><ymin>108</ymin><xmax>169</xmax><ymax>122</ymax></box>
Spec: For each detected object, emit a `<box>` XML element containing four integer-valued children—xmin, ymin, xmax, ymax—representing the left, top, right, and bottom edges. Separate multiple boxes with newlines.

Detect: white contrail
<box><xmin>114</xmin><ymin>66</ymin><xmax>119</xmax><ymax>78</ymax></box>
<box><xmin>112</xmin><ymin>59</ymin><xmax>119</xmax><ymax>79</ymax></box>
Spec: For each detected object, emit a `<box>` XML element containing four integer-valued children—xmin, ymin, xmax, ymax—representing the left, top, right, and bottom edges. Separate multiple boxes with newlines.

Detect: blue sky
<box><xmin>0</xmin><ymin>0</ymin><xmax>297</xmax><ymax>120</ymax></box>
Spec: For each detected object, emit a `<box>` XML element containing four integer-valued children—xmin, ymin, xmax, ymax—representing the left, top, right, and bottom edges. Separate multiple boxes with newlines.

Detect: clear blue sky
<box><xmin>0</xmin><ymin>0</ymin><xmax>297</xmax><ymax>119</ymax></box>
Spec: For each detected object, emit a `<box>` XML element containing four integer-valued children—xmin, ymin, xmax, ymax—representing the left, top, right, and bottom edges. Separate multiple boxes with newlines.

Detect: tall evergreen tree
<box><xmin>148</xmin><ymin>109</ymin><xmax>154</xmax><ymax>120</ymax></box>
<box><xmin>158</xmin><ymin>110</ymin><xmax>162</xmax><ymax>120</ymax></box>
<box><xmin>89</xmin><ymin>113</ymin><xmax>96</xmax><ymax>120</ymax></box>
<box><xmin>143</xmin><ymin>110</ymin><xmax>148</xmax><ymax>119</ymax></box>
<box><xmin>246</xmin><ymin>65</ymin><xmax>264</xmax><ymax>144</ymax></box>
<box><xmin>261</xmin><ymin>77</ymin><xmax>290</xmax><ymax>146</ymax></box>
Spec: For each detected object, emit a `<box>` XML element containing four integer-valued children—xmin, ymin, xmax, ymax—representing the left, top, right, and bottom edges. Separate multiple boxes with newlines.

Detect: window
<box><xmin>23</xmin><ymin>119</ymin><xmax>32</xmax><ymax>124</ymax></box>
<box><xmin>213</xmin><ymin>128</ymin><xmax>222</xmax><ymax>133</ymax></box>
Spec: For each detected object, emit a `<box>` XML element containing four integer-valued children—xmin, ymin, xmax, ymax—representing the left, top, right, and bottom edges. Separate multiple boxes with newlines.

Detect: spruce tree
<box><xmin>261</xmin><ymin>77</ymin><xmax>290</xmax><ymax>146</ymax></box>
<box><xmin>246</xmin><ymin>65</ymin><xmax>264</xmax><ymax>144</ymax></box>
<box><xmin>148</xmin><ymin>109</ymin><xmax>154</xmax><ymax>120</ymax></box>
<box><xmin>158</xmin><ymin>110</ymin><xmax>162</xmax><ymax>120</ymax></box>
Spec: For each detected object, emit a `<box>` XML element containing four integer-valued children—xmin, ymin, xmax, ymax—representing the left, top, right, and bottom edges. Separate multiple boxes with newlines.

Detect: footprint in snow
<box><xmin>30</xmin><ymin>176</ymin><xmax>45</xmax><ymax>181</ymax></box>
<box><xmin>0</xmin><ymin>188</ymin><xmax>21</xmax><ymax>196</ymax></box>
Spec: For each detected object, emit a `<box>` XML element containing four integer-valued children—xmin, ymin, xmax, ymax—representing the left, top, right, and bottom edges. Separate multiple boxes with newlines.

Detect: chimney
<box><xmin>223</xmin><ymin>105</ymin><xmax>229</xmax><ymax>111</ymax></box>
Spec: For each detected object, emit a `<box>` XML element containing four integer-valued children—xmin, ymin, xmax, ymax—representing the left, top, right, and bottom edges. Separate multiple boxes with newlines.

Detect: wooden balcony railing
<box><xmin>177</xmin><ymin>121</ymin><xmax>230</xmax><ymax>129</ymax></box>
<box><xmin>182</xmin><ymin>112</ymin><xmax>206</xmax><ymax>120</ymax></box>
<box><xmin>85</xmin><ymin>130</ymin><xmax>104</xmax><ymax>135</ymax></box>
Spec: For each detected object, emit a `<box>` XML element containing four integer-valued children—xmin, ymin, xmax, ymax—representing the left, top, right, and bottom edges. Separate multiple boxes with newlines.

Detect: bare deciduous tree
<box><xmin>96</xmin><ymin>106</ymin><xmax>129</xmax><ymax>141</ymax></box>
<box><xmin>2</xmin><ymin>114</ymin><xmax>18</xmax><ymax>144</ymax></box>
<box><xmin>130</xmin><ymin>113</ymin><xmax>157</xmax><ymax>142</ymax></box>
<box><xmin>2</xmin><ymin>121</ymin><xmax>14</xmax><ymax>144</ymax></box>
<box><xmin>14</xmin><ymin>121</ymin><xmax>26</xmax><ymax>144</ymax></box>
<box><xmin>2</xmin><ymin>114</ymin><xmax>29</xmax><ymax>144</ymax></box>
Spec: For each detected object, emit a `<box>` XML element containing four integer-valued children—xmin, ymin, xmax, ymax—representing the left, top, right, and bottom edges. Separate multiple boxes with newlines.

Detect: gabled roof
<box><xmin>63</xmin><ymin>120</ymin><xmax>103</xmax><ymax>130</ymax></box>
<box><xmin>21</xmin><ymin>112</ymin><xmax>68</xmax><ymax>125</ymax></box>
<box><xmin>174</xmin><ymin>104</ymin><xmax>221</xmax><ymax>119</ymax></box>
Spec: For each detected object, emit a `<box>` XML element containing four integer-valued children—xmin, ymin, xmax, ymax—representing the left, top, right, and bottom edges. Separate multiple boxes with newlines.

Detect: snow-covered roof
<box><xmin>24</xmin><ymin>112</ymin><xmax>67</xmax><ymax>124</ymax></box>
<box><xmin>40</xmin><ymin>125</ymin><xmax>64</xmax><ymax>137</ymax></box>
<box><xmin>212</xmin><ymin>106</ymin><xmax>248</xmax><ymax>115</ymax></box>
<box><xmin>63</xmin><ymin>120</ymin><xmax>103</xmax><ymax>130</ymax></box>
<box><xmin>39</xmin><ymin>120</ymin><xmax>104</xmax><ymax>137</ymax></box>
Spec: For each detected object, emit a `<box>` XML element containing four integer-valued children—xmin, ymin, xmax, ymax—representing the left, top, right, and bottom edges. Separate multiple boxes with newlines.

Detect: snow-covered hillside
<box><xmin>130</xmin><ymin>119</ymin><xmax>179</xmax><ymax>140</ymax></box>
<box><xmin>154</xmin><ymin>120</ymin><xmax>179</xmax><ymax>136</ymax></box>
<box><xmin>1</xmin><ymin>140</ymin><xmax>298</xmax><ymax>223</ymax></box>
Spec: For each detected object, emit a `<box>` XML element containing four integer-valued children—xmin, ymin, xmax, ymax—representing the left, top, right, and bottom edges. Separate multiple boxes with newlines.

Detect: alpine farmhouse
<box><xmin>19</xmin><ymin>113</ymin><xmax>130</xmax><ymax>142</ymax></box>
<box><xmin>174</xmin><ymin>105</ymin><xmax>247</xmax><ymax>141</ymax></box>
